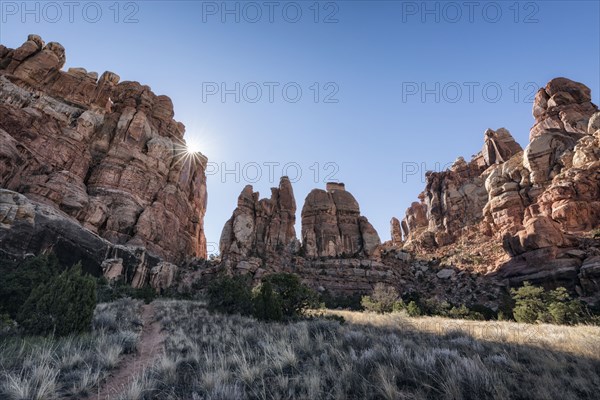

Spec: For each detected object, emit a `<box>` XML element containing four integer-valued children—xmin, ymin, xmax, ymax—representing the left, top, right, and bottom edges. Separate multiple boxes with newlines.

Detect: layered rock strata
<box><xmin>219</xmin><ymin>180</ymin><xmax>389</xmax><ymax>294</ymax></box>
<box><xmin>0</xmin><ymin>35</ymin><xmax>207</xmax><ymax>287</ymax></box>
<box><xmin>398</xmin><ymin>78</ymin><xmax>600</xmax><ymax>298</ymax></box>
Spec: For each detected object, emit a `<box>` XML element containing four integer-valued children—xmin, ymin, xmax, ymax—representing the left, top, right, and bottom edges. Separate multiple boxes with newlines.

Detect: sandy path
<box><xmin>87</xmin><ymin>303</ymin><xmax>164</xmax><ymax>400</ymax></box>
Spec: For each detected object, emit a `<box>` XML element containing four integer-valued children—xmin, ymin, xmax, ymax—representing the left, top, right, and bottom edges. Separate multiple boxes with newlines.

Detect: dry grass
<box><xmin>331</xmin><ymin>310</ymin><xmax>600</xmax><ymax>359</ymax></box>
<box><xmin>126</xmin><ymin>300</ymin><xmax>600</xmax><ymax>400</ymax></box>
<box><xmin>5</xmin><ymin>297</ymin><xmax>600</xmax><ymax>399</ymax></box>
<box><xmin>0</xmin><ymin>298</ymin><xmax>144</xmax><ymax>399</ymax></box>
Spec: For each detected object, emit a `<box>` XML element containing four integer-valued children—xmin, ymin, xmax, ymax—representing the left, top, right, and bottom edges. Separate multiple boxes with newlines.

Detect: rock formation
<box><xmin>219</xmin><ymin>180</ymin><xmax>390</xmax><ymax>294</ymax></box>
<box><xmin>402</xmin><ymin>128</ymin><xmax>524</xmax><ymax>251</ymax></box>
<box><xmin>301</xmin><ymin>182</ymin><xmax>381</xmax><ymax>259</ymax></box>
<box><xmin>0</xmin><ymin>35</ymin><xmax>207</xmax><ymax>288</ymax></box>
<box><xmin>390</xmin><ymin>217</ymin><xmax>403</xmax><ymax>246</ymax></box>
<box><xmin>398</xmin><ymin>77</ymin><xmax>600</xmax><ymax>300</ymax></box>
<box><xmin>219</xmin><ymin>176</ymin><xmax>299</xmax><ymax>275</ymax></box>
<box><xmin>0</xmin><ymin>189</ymin><xmax>177</xmax><ymax>291</ymax></box>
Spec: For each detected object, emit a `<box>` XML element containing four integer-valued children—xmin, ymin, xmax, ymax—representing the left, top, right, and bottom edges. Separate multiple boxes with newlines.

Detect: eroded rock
<box><xmin>0</xmin><ymin>36</ymin><xmax>207</xmax><ymax>267</ymax></box>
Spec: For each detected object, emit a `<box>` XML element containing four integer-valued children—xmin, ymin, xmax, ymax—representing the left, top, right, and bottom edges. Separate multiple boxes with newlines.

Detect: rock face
<box><xmin>0</xmin><ymin>189</ymin><xmax>177</xmax><ymax>292</ymax></box>
<box><xmin>402</xmin><ymin>128</ymin><xmax>524</xmax><ymax>251</ymax></box>
<box><xmin>219</xmin><ymin>181</ymin><xmax>388</xmax><ymax>294</ymax></box>
<box><xmin>0</xmin><ymin>36</ymin><xmax>207</xmax><ymax>284</ymax></box>
<box><xmin>301</xmin><ymin>183</ymin><xmax>381</xmax><ymax>259</ymax></box>
<box><xmin>398</xmin><ymin>77</ymin><xmax>600</xmax><ymax>298</ymax></box>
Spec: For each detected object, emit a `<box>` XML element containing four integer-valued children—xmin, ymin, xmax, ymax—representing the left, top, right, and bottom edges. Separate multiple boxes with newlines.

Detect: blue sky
<box><xmin>1</xmin><ymin>1</ymin><xmax>599</xmax><ymax>254</ymax></box>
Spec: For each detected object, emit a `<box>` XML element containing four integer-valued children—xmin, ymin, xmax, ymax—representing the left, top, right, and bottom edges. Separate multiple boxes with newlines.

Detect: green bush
<box><xmin>0</xmin><ymin>313</ymin><xmax>17</xmax><ymax>338</ymax></box>
<box><xmin>447</xmin><ymin>305</ymin><xmax>485</xmax><ymax>320</ymax></box>
<box><xmin>252</xmin><ymin>280</ymin><xmax>283</xmax><ymax>321</ymax></box>
<box><xmin>17</xmin><ymin>264</ymin><xmax>97</xmax><ymax>337</ymax></box>
<box><xmin>511</xmin><ymin>282</ymin><xmax>546</xmax><ymax>323</ymax></box>
<box><xmin>207</xmin><ymin>274</ymin><xmax>253</xmax><ymax>316</ymax></box>
<box><xmin>421</xmin><ymin>299</ymin><xmax>452</xmax><ymax>316</ymax></box>
<box><xmin>545</xmin><ymin>287</ymin><xmax>584</xmax><ymax>324</ymax></box>
<box><xmin>511</xmin><ymin>282</ymin><xmax>585</xmax><ymax>325</ymax></box>
<box><xmin>254</xmin><ymin>273</ymin><xmax>318</xmax><ymax>320</ymax></box>
<box><xmin>407</xmin><ymin>301</ymin><xmax>422</xmax><ymax>317</ymax></box>
<box><xmin>392</xmin><ymin>300</ymin><xmax>406</xmax><ymax>313</ymax></box>
<box><xmin>0</xmin><ymin>254</ymin><xmax>63</xmax><ymax>318</ymax></box>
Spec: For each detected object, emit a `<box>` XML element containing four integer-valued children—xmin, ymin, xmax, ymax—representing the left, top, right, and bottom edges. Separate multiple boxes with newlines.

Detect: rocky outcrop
<box><xmin>390</xmin><ymin>217</ymin><xmax>403</xmax><ymax>246</ymax></box>
<box><xmin>482</xmin><ymin>127</ymin><xmax>523</xmax><ymax>166</ymax></box>
<box><xmin>219</xmin><ymin>176</ymin><xmax>298</xmax><ymax>267</ymax></box>
<box><xmin>398</xmin><ymin>77</ymin><xmax>600</xmax><ymax>298</ymax></box>
<box><xmin>530</xmin><ymin>77</ymin><xmax>595</xmax><ymax>140</ymax></box>
<box><xmin>402</xmin><ymin>128</ymin><xmax>523</xmax><ymax>251</ymax></box>
<box><xmin>219</xmin><ymin>180</ymin><xmax>389</xmax><ymax>294</ymax></box>
<box><xmin>0</xmin><ymin>35</ymin><xmax>207</xmax><ymax>272</ymax></box>
<box><xmin>301</xmin><ymin>182</ymin><xmax>381</xmax><ymax>259</ymax></box>
<box><xmin>0</xmin><ymin>189</ymin><xmax>176</xmax><ymax>292</ymax></box>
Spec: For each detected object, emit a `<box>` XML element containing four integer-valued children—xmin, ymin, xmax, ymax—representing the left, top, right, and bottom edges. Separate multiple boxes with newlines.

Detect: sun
<box><xmin>186</xmin><ymin>138</ymin><xmax>203</xmax><ymax>154</ymax></box>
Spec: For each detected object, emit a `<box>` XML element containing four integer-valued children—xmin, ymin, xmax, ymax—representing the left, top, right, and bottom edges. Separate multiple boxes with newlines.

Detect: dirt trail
<box><xmin>87</xmin><ymin>303</ymin><xmax>164</xmax><ymax>400</ymax></box>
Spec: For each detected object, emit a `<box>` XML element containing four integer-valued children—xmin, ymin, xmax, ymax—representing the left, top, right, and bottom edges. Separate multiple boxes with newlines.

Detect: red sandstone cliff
<box><xmin>0</xmin><ymin>35</ymin><xmax>207</xmax><ymax>288</ymax></box>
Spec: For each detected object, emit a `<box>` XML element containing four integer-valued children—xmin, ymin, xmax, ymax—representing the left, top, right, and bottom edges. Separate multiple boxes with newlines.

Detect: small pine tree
<box><xmin>511</xmin><ymin>282</ymin><xmax>585</xmax><ymax>325</ymax></box>
<box><xmin>207</xmin><ymin>274</ymin><xmax>253</xmax><ymax>316</ymax></box>
<box><xmin>546</xmin><ymin>287</ymin><xmax>584</xmax><ymax>325</ymax></box>
<box><xmin>259</xmin><ymin>273</ymin><xmax>318</xmax><ymax>319</ymax></box>
<box><xmin>252</xmin><ymin>281</ymin><xmax>283</xmax><ymax>321</ymax></box>
<box><xmin>0</xmin><ymin>254</ymin><xmax>63</xmax><ymax>318</ymax></box>
<box><xmin>511</xmin><ymin>282</ymin><xmax>546</xmax><ymax>323</ymax></box>
<box><xmin>17</xmin><ymin>263</ymin><xmax>97</xmax><ymax>337</ymax></box>
<box><xmin>249</xmin><ymin>273</ymin><xmax>318</xmax><ymax>321</ymax></box>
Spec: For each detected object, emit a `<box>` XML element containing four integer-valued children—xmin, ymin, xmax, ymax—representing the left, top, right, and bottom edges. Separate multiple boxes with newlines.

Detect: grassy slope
<box><xmin>3</xmin><ymin>299</ymin><xmax>600</xmax><ymax>400</ymax></box>
<box><xmin>134</xmin><ymin>301</ymin><xmax>600</xmax><ymax>400</ymax></box>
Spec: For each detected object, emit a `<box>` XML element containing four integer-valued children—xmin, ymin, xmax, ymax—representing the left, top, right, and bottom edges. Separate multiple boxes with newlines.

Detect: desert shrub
<box><xmin>447</xmin><ymin>305</ymin><xmax>485</xmax><ymax>320</ymax></box>
<box><xmin>360</xmin><ymin>283</ymin><xmax>404</xmax><ymax>314</ymax></box>
<box><xmin>252</xmin><ymin>280</ymin><xmax>284</xmax><ymax>321</ymax></box>
<box><xmin>511</xmin><ymin>282</ymin><xmax>585</xmax><ymax>325</ymax></box>
<box><xmin>17</xmin><ymin>264</ymin><xmax>97</xmax><ymax>337</ymax></box>
<box><xmin>406</xmin><ymin>301</ymin><xmax>422</xmax><ymax>316</ymax></box>
<box><xmin>0</xmin><ymin>254</ymin><xmax>63</xmax><ymax>318</ymax></box>
<box><xmin>132</xmin><ymin>286</ymin><xmax>158</xmax><ymax>304</ymax></box>
<box><xmin>254</xmin><ymin>273</ymin><xmax>318</xmax><ymax>320</ymax></box>
<box><xmin>207</xmin><ymin>274</ymin><xmax>253</xmax><ymax>316</ymax></box>
<box><xmin>511</xmin><ymin>282</ymin><xmax>546</xmax><ymax>323</ymax></box>
<box><xmin>545</xmin><ymin>287</ymin><xmax>585</xmax><ymax>324</ymax></box>
<box><xmin>360</xmin><ymin>295</ymin><xmax>378</xmax><ymax>312</ymax></box>
<box><xmin>421</xmin><ymin>299</ymin><xmax>452</xmax><ymax>316</ymax></box>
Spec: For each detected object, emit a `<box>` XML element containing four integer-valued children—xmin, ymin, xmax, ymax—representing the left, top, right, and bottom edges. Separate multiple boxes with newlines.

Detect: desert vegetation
<box><xmin>2</xmin><ymin>259</ymin><xmax>600</xmax><ymax>400</ymax></box>
<box><xmin>207</xmin><ymin>273</ymin><xmax>319</xmax><ymax>321</ymax></box>
<box><xmin>115</xmin><ymin>299</ymin><xmax>600</xmax><ymax>400</ymax></box>
<box><xmin>0</xmin><ymin>298</ymin><xmax>144</xmax><ymax>399</ymax></box>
